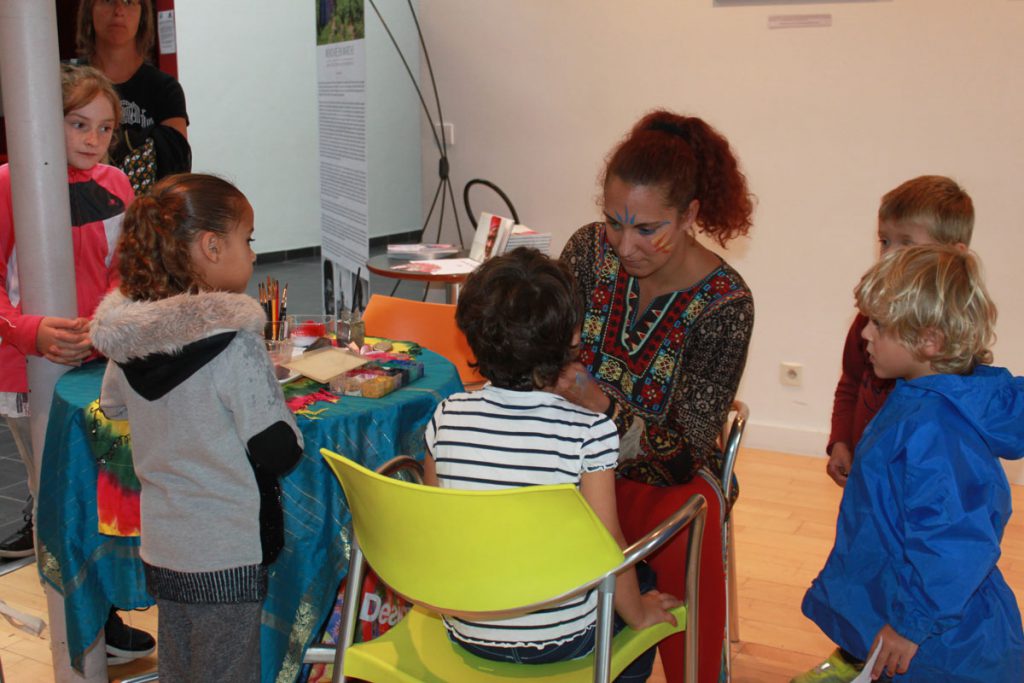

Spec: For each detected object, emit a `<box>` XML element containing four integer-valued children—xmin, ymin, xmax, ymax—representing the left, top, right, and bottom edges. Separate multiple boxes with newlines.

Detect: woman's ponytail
<box><xmin>605</xmin><ymin>110</ymin><xmax>754</xmax><ymax>247</ymax></box>
<box><xmin>673</xmin><ymin>116</ymin><xmax>753</xmax><ymax>246</ymax></box>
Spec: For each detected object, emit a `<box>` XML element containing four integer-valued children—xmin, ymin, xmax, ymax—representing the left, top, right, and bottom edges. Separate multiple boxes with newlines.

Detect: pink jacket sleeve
<box><xmin>0</xmin><ymin>165</ymin><xmax>43</xmax><ymax>356</ymax></box>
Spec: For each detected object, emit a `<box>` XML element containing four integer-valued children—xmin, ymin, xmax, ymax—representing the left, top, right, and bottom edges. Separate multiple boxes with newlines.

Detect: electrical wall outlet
<box><xmin>435</xmin><ymin>122</ymin><xmax>455</xmax><ymax>146</ymax></box>
<box><xmin>780</xmin><ymin>362</ymin><xmax>803</xmax><ymax>387</ymax></box>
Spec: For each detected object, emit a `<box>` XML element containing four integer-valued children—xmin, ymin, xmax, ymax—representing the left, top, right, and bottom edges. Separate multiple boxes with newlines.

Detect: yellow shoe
<box><xmin>790</xmin><ymin>648</ymin><xmax>863</xmax><ymax>683</ymax></box>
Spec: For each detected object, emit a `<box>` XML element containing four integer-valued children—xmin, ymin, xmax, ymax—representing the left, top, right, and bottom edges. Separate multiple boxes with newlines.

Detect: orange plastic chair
<box><xmin>361</xmin><ymin>294</ymin><xmax>485</xmax><ymax>387</ymax></box>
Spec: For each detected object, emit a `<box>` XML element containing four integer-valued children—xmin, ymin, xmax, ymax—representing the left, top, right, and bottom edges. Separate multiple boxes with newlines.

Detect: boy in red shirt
<box><xmin>825</xmin><ymin>175</ymin><xmax>974</xmax><ymax>487</ymax></box>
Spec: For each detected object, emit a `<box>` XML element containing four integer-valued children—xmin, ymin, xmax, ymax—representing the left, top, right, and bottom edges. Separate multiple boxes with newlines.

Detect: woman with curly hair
<box><xmin>557</xmin><ymin>110</ymin><xmax>755</xmax><ymax>682</ymax></box>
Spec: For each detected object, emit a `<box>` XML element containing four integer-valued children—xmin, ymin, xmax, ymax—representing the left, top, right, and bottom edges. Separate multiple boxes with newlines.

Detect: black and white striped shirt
<box><xmin>425</xmin><ymin>386</ymin><xmax>619</xmax><ymax>649</ymax></box>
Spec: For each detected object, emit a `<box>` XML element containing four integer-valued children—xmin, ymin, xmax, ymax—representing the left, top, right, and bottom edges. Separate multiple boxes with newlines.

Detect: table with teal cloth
<box><xmin>35</xmin><ymin>350</ymin><xmax>463</xmax><ymax>682</ymax></box>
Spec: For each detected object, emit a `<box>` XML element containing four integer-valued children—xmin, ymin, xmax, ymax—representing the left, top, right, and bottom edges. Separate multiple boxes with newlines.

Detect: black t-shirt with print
<box><xmin>109</xmin><ymin>63</ymin><xmax>191</xmax><ymax>178</ymax></box>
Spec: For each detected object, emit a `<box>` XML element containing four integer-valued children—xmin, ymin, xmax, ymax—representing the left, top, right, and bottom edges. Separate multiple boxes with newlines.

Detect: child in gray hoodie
<box><xmin>91</xmin><ymin>173</ymin><xmax>303</xmax><ymax>683</ymax></box>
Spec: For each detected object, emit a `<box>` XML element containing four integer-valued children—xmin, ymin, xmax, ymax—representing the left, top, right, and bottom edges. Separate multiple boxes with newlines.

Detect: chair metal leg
<box><xmin>718</xmin><ymin>400</ymin><xmax>748</xmax><ymax>681</ymax></box>
<box><xmin>727</xmin><ymin>520</ymin><xmax>739</xmax><ymax>644</ymax></box>
<box><xmin>684</xmin><ymin>501</ymin><xmax>706</xmax><ymax>683</ymax></box>
<box><xmin>331</xmin><ymin>539</ymin><xmax>366</xmax><ymax>683</ymax></box>
<box><xmin>593</xmin><ymin>574</ymin><xmax>616</xmax><ymax>683</ymax></box>
<box><xmin>720</xmin><ymin>516</ymin><xmax>739</xmax><ymax>682</ymax></box>
<box><xmin>304</xmin><ymin>459</ymin><xmax>420</xmax><ymax>670</ymax></box>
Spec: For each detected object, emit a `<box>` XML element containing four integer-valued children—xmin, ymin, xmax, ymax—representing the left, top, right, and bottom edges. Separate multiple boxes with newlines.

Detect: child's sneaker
<box><xmin>105</xmin><ymin>609</ymin><xmax>155</xmax><ymax>665</ymax></box>
<box><xmin>790</xmin><ymin>648</ymin><xmax>863</xmax><ymax>683</ymax></box>
<box><xmin>0</xmin><ymin>515</ymin><xmax>34</xmax><ymax>559</ymax></box>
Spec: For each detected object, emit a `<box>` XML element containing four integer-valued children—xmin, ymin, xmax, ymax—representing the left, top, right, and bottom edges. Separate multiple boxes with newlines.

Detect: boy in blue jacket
<box><xmin>798</xmin><ymin>245</ymin><xmax>1024</xmax><ymax>683</ymax></box>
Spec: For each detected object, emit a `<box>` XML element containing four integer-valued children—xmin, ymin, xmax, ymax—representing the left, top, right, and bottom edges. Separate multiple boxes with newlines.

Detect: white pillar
<box><xmin>0</xmin><ymin>1</ymin><xmax>107</xmax><ymax>680</ymax></box>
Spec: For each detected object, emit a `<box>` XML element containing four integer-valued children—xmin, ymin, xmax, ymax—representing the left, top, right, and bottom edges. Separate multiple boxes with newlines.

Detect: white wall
<box><xmin>365</xmin><ymin>0</ymin><xmax>423</xmax><ymax>239</ymax></box>
<box><xmin>418</xmin><ymin>0</ymin><xmax>1024</xmax><ymax>458</ymax></box>
<box><xmin>168</xmin><ymin>1</ymin><xmax>1024</xmax><ymax>466</ymax></box>
<box><xmin>175</xmin><ymin>1</ymin><xmax>420</xmax><ymax>251</ymax></box>
<box><xmin>175</xmin><ymin>1</ymin><xmax>321</xmax><ymax>254</ymax></box>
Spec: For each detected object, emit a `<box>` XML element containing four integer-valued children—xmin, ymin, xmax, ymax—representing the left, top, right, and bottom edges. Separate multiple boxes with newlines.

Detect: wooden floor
<box><xmin>2</xmin><ymin>448</ymin><xmax>1022</xmax><ymax>682</ymax></box>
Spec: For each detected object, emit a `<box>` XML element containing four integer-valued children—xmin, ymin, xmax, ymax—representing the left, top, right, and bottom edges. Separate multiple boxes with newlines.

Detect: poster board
<box><xmin>316</xmin><ymin>0</ymin><xmax>369</xmax><ymax>315</ymax></box>
<box><xmin>316</xmin><ymin>0</ymin><xmax>423</xmax><ymax>315</ymax></box>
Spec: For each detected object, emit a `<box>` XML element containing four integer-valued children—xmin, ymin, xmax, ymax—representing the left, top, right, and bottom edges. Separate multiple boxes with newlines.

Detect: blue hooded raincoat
<box><xmin>802</xmin><ymin>365</ymin><xmax>1024</xmax><ymax>682</ymax></box>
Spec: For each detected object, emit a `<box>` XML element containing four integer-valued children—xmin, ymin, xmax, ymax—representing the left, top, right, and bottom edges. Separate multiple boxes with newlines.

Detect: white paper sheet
<box><xmin>851</xmin><ymin>639</ymin><xmax>884</xmax><ymax>683</ymax></box>
<box><xmin>391</xmin><ymin>257</ymin><xmax>479</xmax><ymax>276</ymax></box>
<box><xmin>157</xmin><ymin>10</ymin><xmax>176</xmax><ymax>54</ymax></box>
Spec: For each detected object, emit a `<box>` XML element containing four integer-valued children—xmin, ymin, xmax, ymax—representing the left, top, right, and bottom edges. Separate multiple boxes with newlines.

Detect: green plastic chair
<box><xmin>312</xmin><ymin>448</ymin><xmax>708</xmax><ymax>683</ymax></box>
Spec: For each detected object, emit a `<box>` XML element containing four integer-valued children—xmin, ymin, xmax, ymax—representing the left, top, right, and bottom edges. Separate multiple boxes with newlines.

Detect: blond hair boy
<box><xmin>797</xmin><ymin>246</ymin><xmax>1023</xmax><ymax>683</ymax></box>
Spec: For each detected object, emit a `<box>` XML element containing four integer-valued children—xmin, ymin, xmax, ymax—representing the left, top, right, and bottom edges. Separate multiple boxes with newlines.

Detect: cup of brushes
<box><xmin>260</xmin><ymin>278</ymin><xmax>289</xmax><ymax>341</ymax></box>
<box><xmin>263</xmin><ymin>268</ymin><xmax>367</xmax><ymax>363</ymax></box>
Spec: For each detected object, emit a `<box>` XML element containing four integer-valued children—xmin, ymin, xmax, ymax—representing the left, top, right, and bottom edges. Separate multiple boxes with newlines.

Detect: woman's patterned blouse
<box><xmin>560</xmin><ymin>223</ymin><xmax>754</xmax><ymax>486</ymax></box>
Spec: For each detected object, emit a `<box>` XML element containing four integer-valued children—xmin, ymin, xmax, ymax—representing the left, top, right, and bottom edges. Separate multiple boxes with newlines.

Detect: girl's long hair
<box><xmin>118</xmin><ymin>173</ymin><xmax>246</xmax><ymax>301</ymax></box>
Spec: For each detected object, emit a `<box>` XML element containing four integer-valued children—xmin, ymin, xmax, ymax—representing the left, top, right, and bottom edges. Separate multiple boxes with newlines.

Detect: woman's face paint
<box><xmin>651</xmin><ymin>231</ymin><xmax>675</xmax><ymax>254</ymax></box>
<box><xmin>602</xmin><ymin>177</ymin><xmax>688</xmax><ymax>279</ymax></box>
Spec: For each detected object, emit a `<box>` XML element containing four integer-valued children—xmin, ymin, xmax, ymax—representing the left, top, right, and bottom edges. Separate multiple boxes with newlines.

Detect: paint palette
<box><xmin>288</xmin><ymin>315</ymin><xmax>335</xmax><ymax>347</ymax></box>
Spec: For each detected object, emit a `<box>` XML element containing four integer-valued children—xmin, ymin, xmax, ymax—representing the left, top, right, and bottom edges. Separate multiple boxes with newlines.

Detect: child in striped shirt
<box><xmin>423</xmin><ymin>247</ymin><xmax>680</xmax><ymax>680</ymax></box>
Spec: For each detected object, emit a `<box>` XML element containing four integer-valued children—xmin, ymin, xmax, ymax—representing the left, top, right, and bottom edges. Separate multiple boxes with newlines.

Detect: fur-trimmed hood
<box><xmin>92</xmin><ymin>289</ymin><xmax>266</xmax><ymax>363</ymax></box>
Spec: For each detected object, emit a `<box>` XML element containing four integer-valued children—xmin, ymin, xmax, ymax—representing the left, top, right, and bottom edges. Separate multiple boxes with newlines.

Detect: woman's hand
<box><xmin>826</xmin><ymin>442</ymin><xmax>853</xmax><ymax>487</ymax></box>
<box><xmin>553</xmin><ymin>361</ymin><xmax>612</xmax><ymax>415</ymax></box>
<box><xmin>870</xmin><ymin>624</ymin><xmax>918</xmax><ymax>679</ymax></box>
<box><xmin>36</xmin><ymin>317</ymin><xmax>92</xmax><ymax>365</ymax></box>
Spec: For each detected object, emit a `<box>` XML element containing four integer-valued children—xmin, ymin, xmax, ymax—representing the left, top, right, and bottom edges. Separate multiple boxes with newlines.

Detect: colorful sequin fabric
<box><xmin>562</xmin><ymin>223</ymin><xmax>753</xmax><ymax>486</ymax></box>
<box><xmin>87</xmin><ymin>400</ymin><xmax>141</xmax><ymax>537</ymax></box>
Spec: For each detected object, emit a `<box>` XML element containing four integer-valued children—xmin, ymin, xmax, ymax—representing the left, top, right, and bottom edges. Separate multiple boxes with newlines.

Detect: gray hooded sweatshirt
<box><xmin>91</xmin><ymin>289</ymin><xmax>303</xmax><ymax>603</ymax></box>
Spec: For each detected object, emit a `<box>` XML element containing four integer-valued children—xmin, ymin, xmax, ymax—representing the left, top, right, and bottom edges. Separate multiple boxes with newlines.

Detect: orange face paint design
<box><xmin>651</xmin><ymin>232</ymin><xmax>675</xmax><ymax>254</ymax></box>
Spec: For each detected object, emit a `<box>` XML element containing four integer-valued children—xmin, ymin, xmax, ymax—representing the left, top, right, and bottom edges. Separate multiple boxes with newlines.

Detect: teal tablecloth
<box><xmin>35</xmin><ymin>351</ymin><xmax>462</xmax><ymax>682</ymax></box>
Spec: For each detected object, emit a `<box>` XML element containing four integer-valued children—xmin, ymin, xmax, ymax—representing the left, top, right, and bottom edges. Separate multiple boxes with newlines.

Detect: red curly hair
<box><xmin>602</xmin><ymin>110</ymin><xmax>753</xmax><ymax>246</ymax></box>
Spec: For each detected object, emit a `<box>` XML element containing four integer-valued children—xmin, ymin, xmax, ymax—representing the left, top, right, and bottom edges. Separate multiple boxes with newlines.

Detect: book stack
<box><xmin>391</xmin><ymin>213</ymin><xmax>554</xmax><ymax>276</ymax></box>
<box><xmin>386</xmin><ymin>243</ymin><xmax>459</xmax><ymax>259</ymax></box>
<box><xmin>502</xmin><ymin>224</ymin><xmax>552</xmax><ymax>256</ymax></box>
<box><xmin>469</xmin><ymin>212</ymin><xmax>552</xmax><ymax>262</ymax></box>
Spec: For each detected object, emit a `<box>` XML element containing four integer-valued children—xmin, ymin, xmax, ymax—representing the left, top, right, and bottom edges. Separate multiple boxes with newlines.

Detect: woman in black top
<box><xmin>77</xmin><ymin>0</ymin><xmax>191</xmax><ymax>191</ymax></box>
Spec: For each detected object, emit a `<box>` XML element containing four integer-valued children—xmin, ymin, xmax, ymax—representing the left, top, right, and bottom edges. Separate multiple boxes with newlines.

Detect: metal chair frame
<box><xmin>719</xmin><ymin>400</ymin><xmax>749</xmax><ymax>683</ymax></box>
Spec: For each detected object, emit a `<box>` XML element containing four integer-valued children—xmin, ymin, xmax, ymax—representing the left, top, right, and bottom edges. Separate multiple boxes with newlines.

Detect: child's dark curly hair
<box><xmin>456</xmin><ymin>248</ymin><xmax>580</xmax><ymax>391</ymax></box>
<box><xmin>603</xmin><ymin>109</ymin><xmax>754</xmax><ymax>246</ymax></box>
<box><xmin>118</xmin><ymin>173</ymin><xmax>247</xmax><ymax>301</ymax></box>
